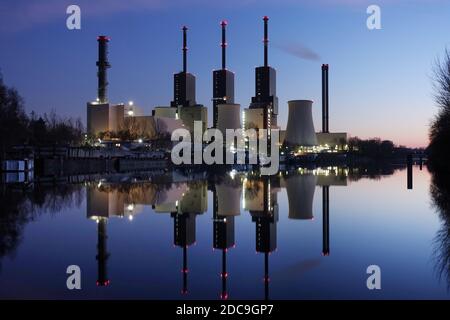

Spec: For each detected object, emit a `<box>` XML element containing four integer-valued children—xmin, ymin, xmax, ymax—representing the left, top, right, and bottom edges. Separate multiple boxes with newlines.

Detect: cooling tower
<box><xmin>285</xmin><ymin>100</ymin><xmax>318</xmax><ymax>146</ymax></box>
<box><xmin>217</xmin><ymin>104</ymin><xmax>241</xmax><ymax>133</ymax></box>
<box><xmin>285</xmin><ymin>173</ymin><xmax>317</xmax><ymax>220</ymax></box>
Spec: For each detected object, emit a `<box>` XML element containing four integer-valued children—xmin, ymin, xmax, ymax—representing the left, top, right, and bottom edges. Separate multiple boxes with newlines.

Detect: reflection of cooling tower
<box><xmin>217</xmin><ymin>104</ymin><xmax>241</xmax><ymax>133</ymax></box>
<box><xmin>216</xmin><ymin>184</ymin><xmax>241</xmax><ymax>216</ymax></box>
<box><xmin>285</xmin><ymin>174</ymin><xmax>317</xmax><ymax>220</ymax></box>
<box><xmin>285</xmin><ymin>100</ymin><xmax>317</xmax><ymax>146</ymax></box>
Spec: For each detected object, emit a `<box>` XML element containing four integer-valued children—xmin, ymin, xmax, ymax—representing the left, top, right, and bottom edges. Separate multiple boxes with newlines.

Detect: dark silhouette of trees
<box><xmin>348</xmin><ymin>137</ymin><xmax>395</xmax><ymax>158</ymax></box>
<box><xmin>429</xmin><ymin>49</ymin><xmax>450</xmax><ymax>173</ymax></box>
<box><xmin>0</xmin><ymin>74</ymin><xmax>28</xmax><ymax>155</ymax></box>
<box><xmin>348</xmin><ymin>137</ymin><xmax>420</xmax><ymax>159</ymax></box>
<box><xmin>40</xmin><ymin>110</ymin><xmax>84</xmax><ymax>145</ymax></box>
<box><xmin>0</xmin><ymin>184</ymin><xmax>84</xmax><ymax>271</ymax></box>
<box><xmin>430</xmin><ymin>172</ymin><xmax>450</xmax><ymax>289</ymax></box>
<box><xmin>428</xmin><ymin>49</ymin><xmax>450</xmax><ymax>289</ymax></box>
<box><xmin>0</xmin><ymin>74</ymin><xmax>84</xmax><ymax>155</ymax></box>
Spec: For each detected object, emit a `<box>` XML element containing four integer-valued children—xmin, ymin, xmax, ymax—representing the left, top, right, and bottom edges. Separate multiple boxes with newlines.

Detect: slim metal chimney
<box><xmin>221</xmin><ymin>20</ymin><xmax>227</xmax><ymax>70</ymax></box>
<box><xmin>263</xmin><ymin>16</ymin><xmax>269</xmax><ymax>67</ymax></box>
<box><xmin>96</xmin><ymin>36</ymin><xmax>110</xmax><ymax>104</ymax></box>
<box><xmin>321</xmin><ymin>64</ymin><xmax>329</xmax><ymax>133</ymax></box>
<box><xmin>182</xmin><ymin>26</ymin><xmax>188</xmax><ymax>73</ymax></box>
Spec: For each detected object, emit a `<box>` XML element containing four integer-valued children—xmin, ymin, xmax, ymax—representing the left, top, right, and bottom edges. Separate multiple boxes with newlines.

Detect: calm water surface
<box><xmin>0</xmin><ymin>166</ymin><xmax>448</xmax><ymax>299</ymax></box>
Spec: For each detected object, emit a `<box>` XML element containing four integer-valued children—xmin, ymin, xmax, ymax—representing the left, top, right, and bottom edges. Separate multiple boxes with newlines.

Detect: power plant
<box><xmin>243</xmin><ymin>17</ymin><xmax>278</xmax><ymax>138</ymax></box>
<box><xmin>79</xmin><ymin>167</ymin><xmax>348</xmax><ymax>297</ymax></box>
<box><xmin>86</xmin><ymin>17</ymin><xmax>348</xmax><ymax>159</ymax></box>
<box><xmin>316</xmin><ymin>64</ymin><xmax>348</xmax><ymax>151</ymax></box>
<box><xmin>213</xmin><ymin>21</ymin><xmax>236</xmax><ymax>128</ymax></box>
<box><xmin>87</xmin><ymin>36</ymin><xmax>125</xmax><ymax>136</ymax></box>
<box><xmin>214</xmin><ymin>21</ymin><xmax>241</xmax><ymax>134</ymax></box>
<box><xmin>160</xmin><ymin>26</ymin><xmax>207</xmax><ymax>133</ymax></box>
<box><xmin>171</xmin><ymin>26</ymin><xmax>196</xmax><ymax>108</ymax></box>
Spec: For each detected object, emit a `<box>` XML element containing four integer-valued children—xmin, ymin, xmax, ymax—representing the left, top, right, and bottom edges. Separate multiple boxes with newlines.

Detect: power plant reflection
<box><xmin>84</xmin><ymin>168</ymin><xmax>347</xmax><ymax>296</ymax></box>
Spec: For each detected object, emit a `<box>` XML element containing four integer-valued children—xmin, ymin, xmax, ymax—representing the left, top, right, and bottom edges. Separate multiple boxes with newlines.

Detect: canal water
<box><xmin>0</xmin><ymin>166</ymin><xmax>448</xmax><ymax>299</ymax></box>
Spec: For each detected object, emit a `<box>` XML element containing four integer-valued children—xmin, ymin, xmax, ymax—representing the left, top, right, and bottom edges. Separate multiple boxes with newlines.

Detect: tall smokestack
<box><xmin>322</xmin><ymin>64</ymin><xmax>329</xmax><ymax>133</ymax></box>
<box><xmin>263</xmin><ymin>16</ymin><xmax>269</xmax><ymax>67</ymax></box>
<box><xmin>221</xmin><ymin>20</ymin><xmax>227</xmax><ymax>70</ymax></box>
<box><xmin>96</xmin><ymin>36</ymin><xmax>110</xmax><ymax>103</ymax></box>
<box><xmin>182</xmin><ymin>26</ymin><xmax>188</xmax><ymax>73</ymax></box>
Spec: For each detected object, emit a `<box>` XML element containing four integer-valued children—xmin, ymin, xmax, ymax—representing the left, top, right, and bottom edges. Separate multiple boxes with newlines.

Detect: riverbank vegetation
<box><xmin>0</xmin><ymin>74</ymin><xmax>84</xmax><ymax>155</ymax></box>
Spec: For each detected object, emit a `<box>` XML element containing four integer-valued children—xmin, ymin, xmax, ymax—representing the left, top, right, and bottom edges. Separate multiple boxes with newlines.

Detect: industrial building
<box><xmin>86</xmin><ymin>36</ymin><xmax>126</xmax><ymax>136</ymax></box>
<box><xmin>285</xmin><ymin>100</ymin><xmax>318</xmax><ymax>148</ymax></box>
<box><xmin>125</xmin><ymin>101</ymin><xmax>143</xmax><ymax>117</ymax></box>
<box><xmin>279</xmin><ymin>64</ymin><xmax>347</xmax><ymax>152</ymax></box>
<box><xmin>178</xmin><ymin>106</ymin><xmax>207</xmax><ymax>133</ymax></box>
<box><xmin>316</xmin><ymin>132</ymin><xmax>348</xmax><ymax>151</ymax></box>
<box><xmin>87</xmin><ymin>36</ymin><xmax>185</xmax><ymax>140</ymax></box>
<box><xmin>86</xmin><ymin>19</ymin><xmax>348</xmax><ymax>157</ymax></box>
<box><xmin>152</xmin><ymin>106</ymin><xmax>178</xmax><ymax>119</ymax></box>
<box><xmin>171</xmin><ymin>27</ymin><xmax>196</xmax><ymax>108</ymax></box>
<box><xmin>243</xmin><ymin>17</ymin><xmax>279</xmax><ymax>138</ymax></box>
<box><xmin>217</xmin><ymin>103</ymin><xmax>241</xmax><ymax>134</ymax></box>
<box><xmin>316</xmin><ymin>64</ymin><xmax>348</xmax><ymax>151</ymax></box>
<box><xmin>87</xmin><ymin>102</ymin><xmax>125</xmax><ymax>136</ymax></box>
<box><xmin>169</xmin><ymin>26</ymin><xmax>208</xmax><ymax>133</ymax></box>
<box><xmin>213</xmin><ymin>21</ymin><xmax>237</xmax><ymax>130</ymax></box>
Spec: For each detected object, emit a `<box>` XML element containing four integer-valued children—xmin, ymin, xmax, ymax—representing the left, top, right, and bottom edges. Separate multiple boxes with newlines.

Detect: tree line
<box><xmin>0</xmin><ymin>74</ymin><xmax>84</xmax><ymax>156</ymax></box>
<box><xmin>428</xmin><ymin>49</ymin><xmax>450</xmax><ymax>174</ymax></box>
<box><xmin>428</xmin><ymin>49</ymin><xmax>450</xmax><ymax>289</ymax></box>
<box><xmin>347</xmin><ymin>137</ymin><xmax>421</xmax><ymax>159</ymax></box>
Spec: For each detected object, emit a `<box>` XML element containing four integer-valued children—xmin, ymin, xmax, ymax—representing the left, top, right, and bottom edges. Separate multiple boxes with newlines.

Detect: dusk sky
<box><xmin>1</xmin><ymin>0</ymin><xmax>449</xmax><ymax>147</ymax></box>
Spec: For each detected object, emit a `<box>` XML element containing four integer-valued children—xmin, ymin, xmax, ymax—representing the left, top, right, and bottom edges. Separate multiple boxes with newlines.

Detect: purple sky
<box><xmin>1</xmin><ymin>0</ymin><xmax>449</xmax><ymax>147</ymax></box>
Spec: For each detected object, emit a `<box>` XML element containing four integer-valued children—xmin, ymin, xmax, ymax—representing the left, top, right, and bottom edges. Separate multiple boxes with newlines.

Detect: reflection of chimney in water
<box><xmin>322</xmin><ymin>64</ymin><xmax>329</xmax><ymax>133</ymax></box>
<box><xmin>172</xmin><ymin>212</ymin><xmax>196</xmax><ymax>295</ymax></box>
<box><xmin>322</xmin><ymin>186</ymin><xmax>330</xmax><ymax>256</ymax></box>
<box><xmin>182</xmin><ymin>245</ymin><xmax>188</xmax><ymax>295</ymax></box>
<box><xmin>264</xmin><ymin>252</ymin><xmax>270</xmax><ymax>300</ymax></box>
<box><xmin>220</xmin><ymin>249</ymin><xmax>229</xmax><ymax>300</ymax></box>
<box><xmin>249</xmin><ymin>178</ymin><xmax>277</xmax><ymax>300</ymax></box>
<box><xmin>407</xmin><ymin>154</ymin><xmax>413</xmax><ymax>190</ymax></box>
<box><xmin>96</xmin><ymin>218</ymin><xmax>110</xmax><ymax>286</ymax></box>
<box><xmin>213</xmin><ymin>184</ymin><xmax>236</xmax><ymax>300</ymax></box>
